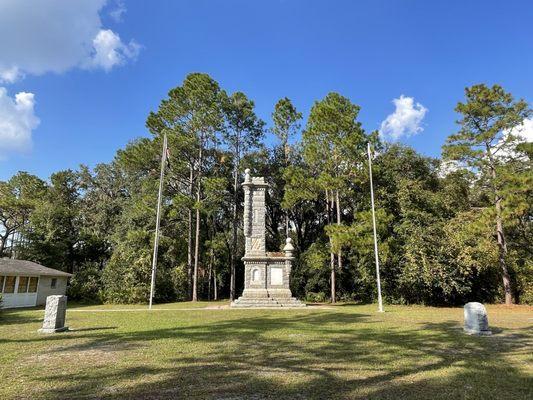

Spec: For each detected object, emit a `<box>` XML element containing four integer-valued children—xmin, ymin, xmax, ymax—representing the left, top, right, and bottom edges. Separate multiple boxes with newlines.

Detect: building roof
<box><xmin>0</xmin><ymin>259</ymin><xmax>72</xmax><ymax>277</ymax></box>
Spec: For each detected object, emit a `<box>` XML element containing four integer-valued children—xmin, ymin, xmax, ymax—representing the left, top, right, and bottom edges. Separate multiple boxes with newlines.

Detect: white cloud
<box><xmin>89</xmin><ymin>30</ymin><xmax>141</xmax><ymax>71</ymax></box>
<box><xmin>514</xmin><ymin>117</ymin><xmax>533</xmax><ymax>142</ymax></box>
<box><xmin>109</xmin><ymin>0</ymin><xmax>127</xmax><ymax>22</ymax></box>
<box><xmin>0</xmin><ymin>0</ymin><xmax>141</xmax><ymax>83</ymax></box>
<box><xmin>380</xmin><ymin>95</ymin><xmax>428</xmax><ymax>140</ymax></box>
<box><xmin>0</xmin><ymin>87</ymin><xmax>40</xmax><ymax>157</ymax></box>
<box><xmin>438</xmin><ymin>157</ymin><xmax>483</xmax><ymax>178</ymax></box>
<box><xmin>437</xmin><ymin>160</ymin><xmax>463</xmax><ymax>178</ymax></box>
<box><xmin>0</xmin><ymin>66</ymin><xmax>23</xmax><ymax>84</ymax></box>
<box><xmin>495</xmin><ymin>117</ymin><xmax>533</xmax><ymax>160</ymax></box>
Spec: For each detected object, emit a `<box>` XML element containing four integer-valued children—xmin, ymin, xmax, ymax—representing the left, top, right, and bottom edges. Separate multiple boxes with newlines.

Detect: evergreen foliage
<box><xmin>2</xmin><ymin>78</ymin><xmax>531</xmax><ymax>305</ymax></box>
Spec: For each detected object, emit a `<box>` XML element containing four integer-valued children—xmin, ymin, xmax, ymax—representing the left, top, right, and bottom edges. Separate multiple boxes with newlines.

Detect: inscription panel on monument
<box><xmin>252</xmin><ymin>268</ymin><xmax>260</xmax><ymax>282</ymax></box>
<box><xmin>270</xmin><ymin>267</ymin><xmax>283</xmax><ymax>285</ymax></box>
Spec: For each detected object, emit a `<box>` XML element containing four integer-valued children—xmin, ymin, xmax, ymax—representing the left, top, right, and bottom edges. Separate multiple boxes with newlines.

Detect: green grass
<box><xmin>1</xmin><ymin>303</ymin><xmax>531</xmax><ymax>399</ymax></box>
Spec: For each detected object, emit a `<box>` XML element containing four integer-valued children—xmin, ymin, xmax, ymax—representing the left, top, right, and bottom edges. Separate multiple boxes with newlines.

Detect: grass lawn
<box><xmin>0</xmin><ymin>302</ymin><xmax>531</xmax><ymax>399</ymax></box>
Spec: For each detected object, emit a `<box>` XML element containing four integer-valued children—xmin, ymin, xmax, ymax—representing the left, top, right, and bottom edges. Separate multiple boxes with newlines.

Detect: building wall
<box><xmin>0</xmin><ymin>275</ymin><xmax>39</xmax><ymax>308</ymax></box>
<box><xmin>36</xmin><ymin>276</ymin><xmax>68</xmax><ymax>306</ymax></box>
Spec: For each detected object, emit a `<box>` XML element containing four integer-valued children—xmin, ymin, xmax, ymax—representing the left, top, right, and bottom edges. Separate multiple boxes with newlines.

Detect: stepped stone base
<box><xmin>231</xmin><ymin>289</ymin><xmax>306</xmax><ymax>308</ymax></box>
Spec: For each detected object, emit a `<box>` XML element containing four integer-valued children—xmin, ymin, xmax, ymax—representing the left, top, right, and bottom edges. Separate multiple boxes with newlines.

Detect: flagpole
<box><xmin>149</xmin><ymin>133</ymin><xmax>168</xmax><ymax>310</ymax></box>
<box><xmin>368</xmin><ymin>142</ymin><xmax>384</xmax><ymax>313</ymax></box>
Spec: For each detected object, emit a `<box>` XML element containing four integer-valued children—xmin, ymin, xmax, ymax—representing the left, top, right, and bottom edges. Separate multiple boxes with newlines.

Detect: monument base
<box><xmin>38</xmin><ymin>326</ymin><xmax>69</xmax><ymax>334</ymax></box>
<box><xmin>231</xmin><ymin>289</ymin><xmax>306</xmax><ymax>308</ymax></box>
<box><xmin>463</xmin><ymin>328</ymin><xmax>492</xmax><ymax>336</ymax></box>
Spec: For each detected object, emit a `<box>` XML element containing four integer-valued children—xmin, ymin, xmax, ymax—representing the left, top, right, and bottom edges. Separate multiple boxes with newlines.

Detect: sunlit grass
<box><xmin>1</xmin><ymin>303</ymin><xmax>531</xmax><ymax>399</ymax></box>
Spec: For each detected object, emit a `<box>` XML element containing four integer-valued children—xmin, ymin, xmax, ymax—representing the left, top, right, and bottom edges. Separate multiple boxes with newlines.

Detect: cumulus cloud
<box><xmin>0</xmin><ymin>0</ymin><xmax>141</xmax><ymax>83</ymax></box>
<box><xmin>437</xmin><ymin>160</ymin><xmax>463</xmax><ymax>178</ymax></box>
<box><xmin>495</xmin><ymin>117</ymin><xmax>533</xmax><ymax>160</ymax></box>
<box><xmin>89</xmin><ymin>30</ymin><xmax>141</xmax><ymax>71</ymax></box>
<box><xmin>0</xmin><ymin>66</ymin><xmax>23</xmax><ymax>84</ymax></box>
<box><xmin>0</xmin><ymin>87</ymin><xmax>40</xmax><ymax>157</ymax></box>
<box><xmin>438</xmin><ymin>118</ymin><xmax>533</xmax><ymax>174</ymax></box>
<box><xmin>512</xmin><ymin>117</ymin><xmax>533</xmax><ymax>142</ymax></box>
<box><xmin>380</xmin><ymin>95</ymin><xmax>428</xmax><ymax>140</ymax></box>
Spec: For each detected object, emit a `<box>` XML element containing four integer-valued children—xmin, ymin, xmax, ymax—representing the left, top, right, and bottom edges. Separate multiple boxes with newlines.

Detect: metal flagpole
<box><xmin>149</xmin><ymin>133</ymin><xmax>168</xmax><ymax>310</ymax></box>
<box><xmin>368</xmin><ymin>142</ymin><xmax>384</xmax><ymax>312</ymax></box>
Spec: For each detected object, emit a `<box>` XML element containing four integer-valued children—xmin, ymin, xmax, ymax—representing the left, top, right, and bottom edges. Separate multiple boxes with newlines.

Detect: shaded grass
<box><xmin>0</xmin><ymin>303</ymin><xmax>532</xmax><ymax>399</ymax></box>
<box><xmin>65</xmin><ymin>300</ymin><xmax>229</xmax><ymax>310</ymax></box>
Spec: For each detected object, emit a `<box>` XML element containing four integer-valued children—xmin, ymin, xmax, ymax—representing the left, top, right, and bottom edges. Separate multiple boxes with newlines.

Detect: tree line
<box><xmin>1</xmin><ymin>74</ymin><xmax>531</xmax><ymax>305</ymax></box>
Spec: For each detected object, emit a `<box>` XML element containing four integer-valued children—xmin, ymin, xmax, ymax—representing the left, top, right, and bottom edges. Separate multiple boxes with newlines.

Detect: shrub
<box><xmin>516</xmin><ymin>259</ymin><xmax>533</xmax><ymax>305</ymax></box>
<box><xmin>67</xmin><ymin>262</ymin><xmax>103</xmax><ymax>302</ymax></box>
<box><xmin>101</xmin><ymin>230</ymin><xmax>181</xmax><ymax>304</ymax></box>
<box><xmin>305</xmin><ymin>291</ymin><xmax>327</xmax><ymax>303</ymax></box>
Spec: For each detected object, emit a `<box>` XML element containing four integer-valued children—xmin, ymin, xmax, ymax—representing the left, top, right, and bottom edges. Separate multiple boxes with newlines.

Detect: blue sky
<box><xmin>1</xmin><ymin>0</ymin><xmax>532</xmax><ymax>181</ymax></box>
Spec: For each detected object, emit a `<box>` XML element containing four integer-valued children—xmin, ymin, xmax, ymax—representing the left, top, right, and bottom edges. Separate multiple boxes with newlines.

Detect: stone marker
<box><xmin>464</xmin><ymin>302</ymin><xmax>492</xmax><ymax>335</ymax></box>
<box><xmin>38</xmin><ymin>295</ymin><xmax>68</xmax><ymax>333</ymax></box>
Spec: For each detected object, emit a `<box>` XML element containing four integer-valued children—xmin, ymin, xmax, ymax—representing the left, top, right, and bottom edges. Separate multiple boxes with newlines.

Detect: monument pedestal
<box><xmin>233</xmin><ymin>287</ymin><xmax>305</xmax><ymax>308</ymax></box>
<box><xmin>39</xmin><ymin>326</ymin><xmax>69</xmax><ymax>333</ymax></box>
<box><xmin>232</xmin><ymin>297</ymin><xmax>305</xmax><ymax>308</ymax></box>
<box><xmin>231</xmin><ymin>171</ymin><xmax>305</xmax><ymax>308</ymax></box>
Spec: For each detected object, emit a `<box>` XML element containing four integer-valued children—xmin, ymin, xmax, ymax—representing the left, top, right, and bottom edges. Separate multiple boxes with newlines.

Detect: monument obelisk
<box><xmin>231</xmin><ymin>169</ymin><xmax>305</xmax><ymax>308</ymax></box>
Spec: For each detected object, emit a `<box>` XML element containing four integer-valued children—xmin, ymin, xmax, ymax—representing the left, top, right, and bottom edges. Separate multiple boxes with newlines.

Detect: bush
<box><xmin>305</xmin><ymin>291</ymin><xmax>327</xmax><ymax>303</ymax></box>
<box><xmin>301</xmin><ymin>242</ymin><xmax>331</xmax><ymax>299</ymax></box>
<box><xmin>516</xmin><ymin>259</ymin><xmax>533</xmax><ymax>305</ymax></box>
<box><xmin>101</xmin><ymin>230</ymin><xmax>182</xmax><ymax>304</ymax></box>
<box><xmin>68</xmin><ymin>262</ymin><xmax>103</xmax><ymax>302</ymax></box>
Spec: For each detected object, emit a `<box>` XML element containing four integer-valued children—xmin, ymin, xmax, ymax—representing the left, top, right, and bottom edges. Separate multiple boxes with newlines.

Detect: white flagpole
<box><xmin>149</xmin><ymin>133</ymin><xmax>168</xmax><ymax>310</ymax></box>
<box><xmin>368</xmin><ymin>142</ymin><xmax>384</xmax><ymax>312</ymax></box>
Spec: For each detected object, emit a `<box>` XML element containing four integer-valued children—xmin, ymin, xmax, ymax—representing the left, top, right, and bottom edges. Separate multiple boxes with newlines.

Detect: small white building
<box><xmin>0</xmin><ymin>259</ymin><xmax>72</xmax><ymax>308</ymax></box>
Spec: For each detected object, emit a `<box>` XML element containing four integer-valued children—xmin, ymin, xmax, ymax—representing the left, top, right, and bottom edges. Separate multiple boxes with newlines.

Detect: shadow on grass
<box><xmin>68</xmin><ymin>326</ymin><xmax>118</xmax><ymax>333</ymax></box>
<box><xmin>66</xmin><ymin>301</ymin><xmax>105</xmax><ymax>309</ymax></box>
<box><xmin>22</xmin><ymin>311</ymin><xmax>533</xmax><ymax>399</ymax></box>
<box><xmin>0</xmin><ymin>308</ymin><xmax>42</xmax><ymax>326</ymax></box>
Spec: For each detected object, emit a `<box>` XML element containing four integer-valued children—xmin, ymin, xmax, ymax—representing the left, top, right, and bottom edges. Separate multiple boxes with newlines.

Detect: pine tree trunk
<box><xmin>230</xmin><ymin>168</ymin><xmax>238</xmax><ymax>301</ymax></box>
<box><xmin>230</xmin><ymin>138</ymin><xmax>240</xmax><ymax>301</ymax></box>
<box><xmin>192</xmin><ymin>134</ymin><xmax>204</xmax><ymax>302</ymax></box>
<box><xmin>330</xmin><ymin>252</ymin><xmax>336</xmax><ymax>303</ymax></box>
<box><xmin>285</xmin><ymin>213</ymin><xmax>289</xmax><ymax>239</ymax></box>
<box><xmin>10</xmin><ymin>231</ymin><xmax>14</xmax><ymax>253</ymax></box>
<box><xmin>187</xmin><ymin>166</ymin><xmax>194</xmax><ymax>300</ymax></box>
<box><xmin>496</xmin><ymin>196</ymin><xmax>512</xmax><ymax>305</ymax></box>
<box><xmin>326</xmin><ymin>189</ymin><xmax>336</xmax><ymax>303</ymax></box>
<box><xmin>14</xmin><ymin>230</ymin><xmax>21</xmax><ymax>259</ymax></box>
<box><xmin>9</xmin><ymin>230</ymin><xmax>15</xmax><ymax>258</ymax></box>
<box><xmin>192</xmin><ymin>196</ymin><xmax>201</xmax><ymax>301</ymax></box>
<box><xmin>208</xmin><ymin>248</ymin><xmax>213</xmax><ymax>301</ymax></box>
<box><xmin>487</xmin><ymin>145</ymin><xmax>513</xmax><ymax>305</ymax></box>
<box><xmin>284</xmin><ymin>140</ymin><xmax>290</xmax><ymax>239</ymax></box>
<box><xmin>335</xmin><ymin>189</ymin><xmax>342</xmax><ymax>279</ymax></box>
<box><xmin>214</xmin><ymin>266</ymin><xmax>218</xmax><ymax>300</ymax></box>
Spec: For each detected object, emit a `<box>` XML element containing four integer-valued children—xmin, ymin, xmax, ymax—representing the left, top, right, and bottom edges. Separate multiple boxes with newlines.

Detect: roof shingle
<box><xmin>0</xmin><ymin>259</ymin><xmax>72</xmax><ymax>277</ymax></box>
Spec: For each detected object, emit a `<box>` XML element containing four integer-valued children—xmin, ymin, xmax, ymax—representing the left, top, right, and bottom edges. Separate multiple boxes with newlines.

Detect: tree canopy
<box><xmin>3</xmin><ymin>78</ymin><xmax>531</xmax><ymax>306</ymax></box>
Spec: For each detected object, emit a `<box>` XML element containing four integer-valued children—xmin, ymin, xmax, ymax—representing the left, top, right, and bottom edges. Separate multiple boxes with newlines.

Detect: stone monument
<box><xmin>464</xmin><ymin>302</ymin><xmax>492</xmax><ymax>335</ymax></box>
<box><xmin>38</xmin><ymin>295</ymin><xmax>68</xmax><ymax>333</ymax></box>
<box><xmin>231</xmin><ymin>170</ymin><xmax>305</xmax><ymax>308</ymax></box>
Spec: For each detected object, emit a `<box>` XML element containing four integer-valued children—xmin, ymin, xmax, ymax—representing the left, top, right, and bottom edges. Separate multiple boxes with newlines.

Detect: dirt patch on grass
<box><xmin>24</xmin><ymin>342</ymin><xmax>138</xmax><ymax>366</ymax></box>
<box><xmin>30</xmin><ymin>348</ymin><xmax>119</xmax><ymax>364</ymax></box>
